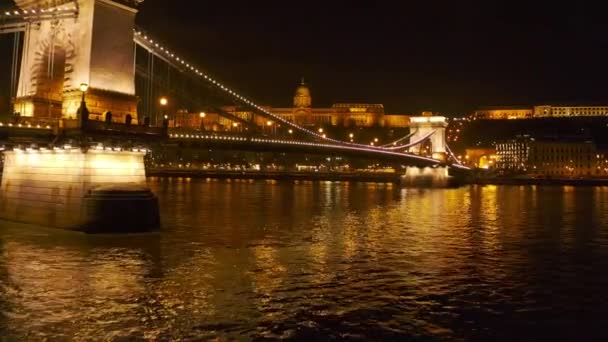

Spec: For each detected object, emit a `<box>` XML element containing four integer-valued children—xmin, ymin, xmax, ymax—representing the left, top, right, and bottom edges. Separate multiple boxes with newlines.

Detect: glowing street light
<box><xmin>77</xmin><ymin>82</ymin><xmax>89</xmax><ymax>124</ymax></box>
<box><xmin>200</xmin><ymin>112</ymin><xmax>206</xmax><ymax>118</ymax></box>
<box><xmin>318</xmin><ymin>128</ymin><xmax>324</xmax><ymax>133</ymax></box>
<box><xmin>374</xmin><ymin>137</ymin><xmax>379</xmax><ymax>143</ymax></box>
<box><xmin>288</xmin><ymin>129</ymin><xmax>293</xmax><ymax>134</ymax></box>
<box><xmin>232</xmin><ymin>122</ymin><xmax>239</xmax><ymax>127</ymax></box>
<box><xmin>79</xmin><ymin>82</ymin><xmax>89</xmax><ymax>93</ymax></box>
<box><xmin>349</xmin><ymin>133</ymin><xmax>354</xmax><ymax>138</ymax></box>
<box><xmin>266</xmin><ymin>121</ymin><xmax>273</xmax><ymax>126</ymax></box>
<box><xmin>159</xmin><ymin>97</ymin><xmax>169</xmax><ymax>126</ymax></box>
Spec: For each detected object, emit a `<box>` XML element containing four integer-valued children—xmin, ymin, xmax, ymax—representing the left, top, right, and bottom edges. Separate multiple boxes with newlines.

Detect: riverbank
<box><xmin>470</xmin><ymin>177</ymin><xmax>608</xmax><ymax>186</ymax></box>
<box><xmin>146</xmin><ymin>169</ymin><xmax>403</xmax><ymax>183</ymax></box>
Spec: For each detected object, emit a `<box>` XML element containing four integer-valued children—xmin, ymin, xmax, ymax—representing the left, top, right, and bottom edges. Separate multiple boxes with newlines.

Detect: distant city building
<box><xmin>496</xmin><ymin>136</ymin><xmax>533</xmax><ymax>171</ymax></box>
<box><xmin>473</xmin><ymin>107</ymin><xmax>533</xmax><ymax>120</ymax></box>
<box><xmin>528</xmin><ymin>140</ymin><xmax>596</xmax><ymax>177</ymax></box>
<box><xmin>224</xmin><ymin>80</ymin><xmax>410</xmax><ymax>128</ymax></box>
<box><xmin>496</xmin><ymin>135</ymin><xmax>598</xmax><ymax>177</ymax></box>
<box><xmin>473</xmin><ymin>105</ymin><xmax>608</xmax><ymax>120</ymax></box>
<box><xmin>463</xmin><ymin>148</ymin><xmax>497</xmax><ymax>169</ymax></box>
<box><xmin>533</xmin><ymin>105</ymin><xmax>608</xmax><ymax>117</ymax></box>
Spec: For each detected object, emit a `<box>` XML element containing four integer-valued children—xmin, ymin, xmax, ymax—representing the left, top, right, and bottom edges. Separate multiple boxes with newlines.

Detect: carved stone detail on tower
<box><xmin>14</xmin><ymin>0</ymin><xmax>141</xmax><ymax>123</ymax></box>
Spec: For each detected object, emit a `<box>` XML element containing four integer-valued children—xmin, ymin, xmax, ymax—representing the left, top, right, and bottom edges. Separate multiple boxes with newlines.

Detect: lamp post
<box><xmin>159</xmin><ymin>97</ymin><xmax>168</xmax><ymax>127</ymax></box>
<box><xmin>77</xmin><ymin>83</ymin><xmax>89</xmax><ymax>127</ymax></box>
<box><xmin>200</xmin><ymin>112</ymin><xmax>206</xmax><ymax>131</ymax></box>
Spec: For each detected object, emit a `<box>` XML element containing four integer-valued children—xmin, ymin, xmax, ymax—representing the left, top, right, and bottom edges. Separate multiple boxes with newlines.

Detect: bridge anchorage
<box><xmin>0</xmin><ymin>0</ymin><xmax>469</xmax><ymax>233</ymax></box>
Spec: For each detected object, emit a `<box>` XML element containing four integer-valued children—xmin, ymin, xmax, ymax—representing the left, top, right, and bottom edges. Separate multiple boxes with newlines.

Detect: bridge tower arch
<box><xmin>13</xmin><ymin>0</ymin><xmax>142</xmax><ymax>123</ymax></box>
<box><xmin>408</xmin><ymin>114</ymin><xmax>448</xmax><ymax>161</ymax></box>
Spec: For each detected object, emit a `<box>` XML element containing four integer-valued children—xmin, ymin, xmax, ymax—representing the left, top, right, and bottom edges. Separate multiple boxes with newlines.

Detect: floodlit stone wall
<box><xmin>0</xmin><ymin>149</ymin><xmax>146</xmax><ymax>229</ymax></box>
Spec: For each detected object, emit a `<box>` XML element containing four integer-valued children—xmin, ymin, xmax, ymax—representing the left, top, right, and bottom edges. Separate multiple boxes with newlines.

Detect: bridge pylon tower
<box><xmin>12</xmin><ymin>0</ymin><xmax>143</xmax><ymax>124</ymax></box>
<box><xmin>408</xmin><ymin>114</ymin><xmax>448</xmax><ymax>161</ymax></box>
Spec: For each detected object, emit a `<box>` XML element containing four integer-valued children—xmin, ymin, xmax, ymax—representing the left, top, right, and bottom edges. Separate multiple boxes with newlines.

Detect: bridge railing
<box><xmin>80</xmin><ymin>119</ymin><xmax>164</xmax><ymax>136</ymax></box>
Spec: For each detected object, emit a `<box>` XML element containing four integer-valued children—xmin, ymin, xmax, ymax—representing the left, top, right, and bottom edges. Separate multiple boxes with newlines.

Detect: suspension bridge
<box><xmin>0</xmin><ymin>0</ymin><xmax>468</xmax><ymax>232</ymax></box>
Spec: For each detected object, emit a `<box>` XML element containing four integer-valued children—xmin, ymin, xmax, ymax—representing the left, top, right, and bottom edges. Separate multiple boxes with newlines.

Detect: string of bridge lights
<box><xmin>445</xmin><ymin>144</ymin><xmax>464</xmax><ymax>166</ymax></box>
<box><xmin>3</xmin><ymin>144</ymin><xmax>148</xmax><ymax>154</ymax></box>
<box><xmin>133</xmin><ymin>30</ymin><xmax>334</xmax><ymax>141</ymax></box>
<box><xmin>0</xmin><ymin>122</ymin><xmax>52</xmax><ymax>129</ymax></box>
<box><xmin>382</xmin><ymin>130</ymin><xmax>437</xmax><ymax>151</ymax></box>
<box><xmin>134</xmin><ymin>29</ymin><xmax>462</xmax><ymax>161</ymax></box>
<box><xmin>134</xmin><ymin>29</ymin><xmax>438</xmax><ymax>151</ymax></box>
<box><xmin>167</xmin><ymin>133</ymin><xmax>444</xmax><ymax>164</ymax></box>
<box><xmin>2</xmin><ymin>5</ymin><xmax>78</xmax><ymax>17</ymax></box>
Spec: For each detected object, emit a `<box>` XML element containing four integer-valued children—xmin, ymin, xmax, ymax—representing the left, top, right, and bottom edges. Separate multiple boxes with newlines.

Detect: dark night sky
<box><xmin>2</xmin><ymin>1</ymin><xmax>608</xmax><ymax>114</ymax></box>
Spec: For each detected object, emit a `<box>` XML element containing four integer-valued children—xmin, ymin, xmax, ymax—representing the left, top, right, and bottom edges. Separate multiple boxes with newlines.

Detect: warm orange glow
<box><xmin>200</xmin><ymin>112</ymin><xmax>206</xmax><ymax>118</ymax></box>
<box><xmin>266</xmin><ymin>121</ymin><xmax>273</xmax><ymax>126</ymax></box>
<box><xmin>232</xmin><ymin>122</ymin><xmax>239</xmax><ymax>127</ymax></box>
<box><xmin>318</xmin><ymin>128</ymin><xmax>324</xmax><ymax>133</ymax></box>
<box><xmin>79</xmin><ymin>83</ymin><xmax>89</xmax><ymax>92</ymax></box>
<box><xmin>160</xmin><ymin>97</ymin><xmax>168</xmax><ymax>106</ymax></box>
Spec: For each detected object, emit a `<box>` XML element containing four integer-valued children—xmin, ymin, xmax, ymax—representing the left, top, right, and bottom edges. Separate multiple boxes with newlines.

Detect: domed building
<box><xmin>293</xmin><ymin>79</ymin><xmax>312</xmax><ymax>108</ymax></box>
<box><xmin>222</xmin><ymin>79</ymin><xmax>411</xmax><ymax>129</ymax></box>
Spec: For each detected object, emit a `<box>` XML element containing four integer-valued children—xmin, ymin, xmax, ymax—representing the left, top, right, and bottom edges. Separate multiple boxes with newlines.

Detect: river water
<box><xmin>2</xmin><ymin>179</ymin><xmax>608</xmax><ymax>340</ymax></box>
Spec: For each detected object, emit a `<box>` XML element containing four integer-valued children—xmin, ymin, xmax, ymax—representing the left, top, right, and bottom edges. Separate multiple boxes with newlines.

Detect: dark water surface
<box><xmin>2</xmin><ymin>179</ymin><xmax>608</xmax><ymax>340</ymax></box>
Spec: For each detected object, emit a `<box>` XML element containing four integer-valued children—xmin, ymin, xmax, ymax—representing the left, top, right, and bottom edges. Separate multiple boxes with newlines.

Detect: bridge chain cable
<box><xmin>132</xmin><ymin>28</ymin><xmax>446</xmax><ymax>157</ymax></box>
<box><xmin>445</xmin><ymin>143</ymin><xmax>465</xmax><ymax>167</ymax></box>
<box><xmin>167</xmin><ymin>133</ymin><xmax>444</xmax><ymax>165</ymax></box>
<box><xmin>381</xmin><ymin>130</ymin><xmax>436</xmax><ymax>151</ymax></box>
<box><xmin>380</xmin><ymin>129</ymin><xmax>418</xmax><ymax>147</ymax></box>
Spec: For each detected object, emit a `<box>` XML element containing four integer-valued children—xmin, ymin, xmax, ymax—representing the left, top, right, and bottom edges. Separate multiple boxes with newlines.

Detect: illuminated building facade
<box><xmin>496</xmin><ymin>135</ymin><xmax>533</xmax><ymax>171</ymax></box>
<box><xmin>528</xmin><ymin>141</ymin><xmax>596</xmax><ymax>177</ymax></box>
<box><xmin>496</xmin><ymin>136</ymin><xmax>598</xmax><ymax>177</ymax></box>
<box><xmin>473</xmin><ymin>107</ymin><xmax>533</xmax><ymax>120</ymax></box>
<box><xmin>463</xmin><ymin>148</ymin><xmax>497</xmax><ymax>169</ymax></box>
<box><xmin>533</xmin><ymin>105</ymin><xmax>608</xmax><ymax>117</ymax></box>
<box><xmin>223</xmin><ymin>80</ymin><xmax>410</xmax><ymax>128</ymax></box>
<box><xmin>473</xmin><ymin>105</ymin><xmax>608</xmax><ymax>120</ymax></box>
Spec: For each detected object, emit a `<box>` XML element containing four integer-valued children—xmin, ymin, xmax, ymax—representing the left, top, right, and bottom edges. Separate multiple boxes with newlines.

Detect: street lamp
<box><xmin>266</xmin><ymin>120</ymin><xmax>274</xmax><ymax>136</ymax></box>
<box><xmin>318</xmin><ymin>128</ymin><xmax>324</xmax><ymax>133</ymax></box>
<box><xmin>288</xmin><ymin>129</ymin><xmax>293</xmax><ymax>134</ymax></box>
<box><xmin>77</xmin><ymin>82</ymin><xmax>89</xmax><ymax>126</ymax></box>
<box><xmin>79</xmin><ymin>83</ymin><xmax>89</xmax><ymax>98</ymax></box>
<box><xmin>199</xmin><ymin>112</ymin><xmax>206</xmax><ymax>131</ymax></box>
<box><xmin>349</xmin><ymin>133</ymin><xmax>354</xmax><ymax>139</ymax></box>
<box><xmin>159</xmin><ymin>97</ymin><xmax>168</xmax><ymax>126</ymax></box>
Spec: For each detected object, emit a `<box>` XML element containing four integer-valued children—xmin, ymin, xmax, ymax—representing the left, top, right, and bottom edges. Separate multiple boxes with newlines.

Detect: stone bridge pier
<box><xmin>0</xmin><ymin>148</ymin><xmax>159</xmax><ymax>233</ymax></box>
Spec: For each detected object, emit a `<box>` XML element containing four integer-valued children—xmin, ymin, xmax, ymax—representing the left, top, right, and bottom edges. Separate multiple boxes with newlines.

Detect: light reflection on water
<box><xmin>3</xmin><ymin>180</ymin><xmax>608</xmax><ymax>340</ymax></box>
